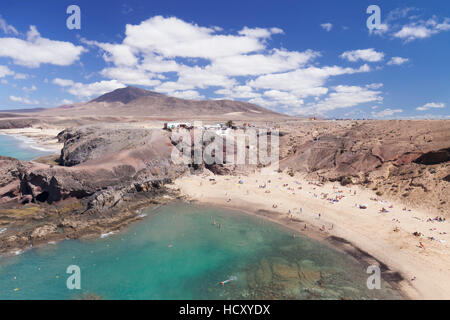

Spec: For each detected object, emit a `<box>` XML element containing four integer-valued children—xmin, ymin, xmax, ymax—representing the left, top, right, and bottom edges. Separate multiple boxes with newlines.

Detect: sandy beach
<box><xmin>171</xmin><ymin>170</ymin><xmax>450</xmax><ymax>300</ymax></box>
<box><xmin>0</xmin><ymin>127</ymin><xmax>63</xmax><ymax>152</ymax></box>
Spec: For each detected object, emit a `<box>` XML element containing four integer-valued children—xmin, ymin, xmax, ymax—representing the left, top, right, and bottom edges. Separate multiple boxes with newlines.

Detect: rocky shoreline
<box><xmin>0</xmin><ymin>124</ymin><xmax>191</xmax><ymax>255</ymax></box>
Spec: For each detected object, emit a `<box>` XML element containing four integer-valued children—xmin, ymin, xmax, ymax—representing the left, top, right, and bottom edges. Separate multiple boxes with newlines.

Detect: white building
<box><xmin>164</xmin><ymin>122</ymin><xmax>191</xmax><ymax>129</ymax></box>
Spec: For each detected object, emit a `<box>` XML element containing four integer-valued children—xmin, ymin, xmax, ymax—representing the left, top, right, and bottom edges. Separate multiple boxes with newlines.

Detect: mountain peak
<box><xmin>91</xmin><ymin>86</ymin><xmax>164</xmax><ymax>104</ymax></box>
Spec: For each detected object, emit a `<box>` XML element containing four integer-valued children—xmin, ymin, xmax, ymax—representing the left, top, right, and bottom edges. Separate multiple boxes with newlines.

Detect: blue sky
<box><xmin>0</xmin><ymin>0</ymin><xmax>449</xmax><ymax>119</ymax></box>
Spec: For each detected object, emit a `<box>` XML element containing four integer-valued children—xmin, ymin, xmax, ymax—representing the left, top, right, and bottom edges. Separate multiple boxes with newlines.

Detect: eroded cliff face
<box><xmin>280</xmin><ymin>120</ymin><xmax>450</xmax><ymax>215</ymax></box>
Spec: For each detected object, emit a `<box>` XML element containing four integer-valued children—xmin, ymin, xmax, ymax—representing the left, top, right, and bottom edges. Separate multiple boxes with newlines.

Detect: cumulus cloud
<box><xmin>22</xmin><ymin>85</ymin><xmax>37</xmax><ymax>93</ymax></box>
<box><xmin>393</xmin><ymin>17</ymin><xmax>450</xmax><ymax>42</ymax></box>
<box><xmin>13</xmin><ymin>73</ymin><xmax>29</xmax><ymax>80</ymax></box>
<box><xmin>0</xmin><ymin>65</ymin><xmax>14</xmax><ymax>78</ymax></box>
<box><xmin>307</xmin><ymin>85</ymin><xmax>383</xmax><ymax>114</ymax></box>
<box><xmin>9</xmin><ymin>95</ymin><xmax>39</xmax><ymax>105</ymax></box>
<box><xmin>371</xmin><ymin>108</ymin><xmax>403</xmax><ymax>118</ymax></box>
<box><xmin>170</xmin><ymin>90</ymin><xmax>204</xmax><ymax>100</ymax></box>
<box><xmin>416</xmin><ymin>102</ymin><xmax>445</xmax><ymax>111</ymax></box>
<box><xmin>373</xmin><ymin>8</ymin><xmax>450</xmax><ymax>42</ymax></box>
<box><xmin>123</xmin><ymin>16</ymin><xmax>266</xmax><ymax>59</ymax></box>
<box><xmin>0</xmin><ymin>26</ymin><xmax>85</xmax><ymax>67</ymax></box>
<box><xmin>208</xmin><ymin>49</ymin><xmax>319</xmax><ymax>77</ymax></box>
<box><xmin>238</xmin><ymin>26</ymin><xmax>284</xmax><ymax>38</ymax></box>
<box><xmin>60</xmin><ymin>99</ymin><xmax>74</xmax><ymax>105</ymax></box>
<box><xmin>366</xmin><ymin>83</ymin><xmax>383</xmax><ymax>90</ymax></box>
<box><xmin>340</xmin><ymin>48</ymin><xmax>384</xmax><ymax>62</ymax></box>
<box><xmin>100</xmin><ymin>67</ymin><xmax>160</xmax><ymax>87</ymax></box>
<box><xmin>248</xmin><ymin>64</ymin><xmax>370</xmax><ymax>99</ymax></box>
<box><xmin>320</xmin><ymin>23</ymin><xmax>333</xmax><ymax>32</ymax></box>
<box><xmin>215</xmin><ymin>86</ymin><xmax>260</xmax><ymax>100</ymax></box>
<box><xmin>83</xmin><ymin>16</ymin><xmax>315</xmax><ymax>96</ymax></box>
<box><xmin>393</xmin><ymin>25</ymin><xmax>434</xmax><ymax>41</ymax></box>
<box><xmin>387</xmin><ymin>57</ymin><xmax>409</xmax><ymax>65</ymax></box>
<box><xmin>52</xmin><ymin>78</ymin><xmax>75</xmax><ymax>87</ymax></box>
<box><xmin>53</xmin><ymin>79</ymin><xmax>126</xmax><ymax>98</ymax></box>
<box><xmin>262</xmin><ymin>90</ymin><xmax>304</xmax><ymax>107</ymax></box>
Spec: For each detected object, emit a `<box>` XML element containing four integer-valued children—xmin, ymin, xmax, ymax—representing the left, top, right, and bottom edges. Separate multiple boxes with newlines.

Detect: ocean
<box><xmin>0</xmin><ymin>133</ymin><xmax>56</xmax><ymax>161</ymax></box>
<box><xmin>0</xmin><ymin>203</ymin><xmax>403</xmax><ymax>300</ymax></box>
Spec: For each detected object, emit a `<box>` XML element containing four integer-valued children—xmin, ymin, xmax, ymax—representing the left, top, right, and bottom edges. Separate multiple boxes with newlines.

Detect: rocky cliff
<box><xmin>280</xmin><ymin>120</ymin><xmax>450</xmax><ymax>214</ymax></box>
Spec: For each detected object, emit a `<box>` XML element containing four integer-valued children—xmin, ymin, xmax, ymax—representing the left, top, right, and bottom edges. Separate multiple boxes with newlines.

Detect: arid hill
<box><xmin>279</xmin><ymin>120</ymin><xmax>450</xmax><ymax>215</ymax></box>
<box><xmin>33</xmin><ymin>86</ymin><xmax>287</xmax><ymax>120</ymax></box>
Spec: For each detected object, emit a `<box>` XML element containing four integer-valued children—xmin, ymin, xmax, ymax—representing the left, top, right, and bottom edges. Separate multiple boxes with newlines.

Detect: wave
<box><xmin>0</xmin><ymin>132</ymin><xmax>60</xmax><ymax>153</ymax></box>
<box><xmin>100</xmin><ymin>231</ymin><xmax>116</xmax><ymax>239</ymax></box>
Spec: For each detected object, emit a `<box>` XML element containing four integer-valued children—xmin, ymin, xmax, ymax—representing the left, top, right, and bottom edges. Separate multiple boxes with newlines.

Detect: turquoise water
<box><xmin>0</xmin><ymin>203</ymin><xmax>403</xmax><ymax>300</ymax></box>
<box><xmin>0</xmin><ymin>133</ymin><xmax>55</xmax><ymax>160</ymax></box>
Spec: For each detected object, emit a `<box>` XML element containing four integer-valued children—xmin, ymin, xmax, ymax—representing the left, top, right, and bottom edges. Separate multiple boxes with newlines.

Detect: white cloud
<box><xmin>0</xmin><ymin>15</ymin><xmax>18</xmax><ymax>35</ymax></box>
<box><xmin>171</xmin><ymin>90</ymin><xmax>204</xmax><ymax>100</ymax></box>
<box><xmin>22</xmin><ymin>85</ymin><xmax>37</xmax><ymax>93</ymax></box>
<box><xmin>209</xmin><ymin>49</ymin><xmax>319</xmax><ymax>77</ymax></box>
<box><xmin>53</xmin><ymin>79</ymin><xmax>126</xmax><ymax>98</ymax></box>
<box><xmin>238</xmin><ymin>26</ymin><xmax>283</xmax><ymax>38</ymax></box>
<box><xmin>100</xmin><ymin>67</ymin><xmax>161</xmax><ymax>87</ymax></box>
<box><xmin>369</xmin><ymin>23</ymin><xmax>389</xmax><ymax>36</ymax></box>
<box><xmin>262</xmin><ymin>90</ymin><xmax>304</xmax><ymax>107</ymax></box>
<box><xmin>9</xmin><ymin>95</ymin><xmax>39</xmax><ymax>105</ymax></box>
<box><xmin>393</xmin><ymin>25</ymin><xmax>434</xmax><ymax>41</ymax></box>
<box><xmin>13</xmin><ymin>73</ymin><xmax>29</xmax><ymax>80</ymax></box>
<box><xmin>248</xmin><ymin>64</ymin><xmax>370</xmax><ymax>99</ymax></box>
<box><xmin>340</xmin><ymin>48</ymin><xmax>384</xmax><ymax>62</ymax></box>
<box><xmin>387</xmin><ymin>57</ymin><xmax>409</xmax><ymax>65</ymax></box>
<box><xmin>320</xmin><ymin>23</ymin><xmax>333</xmax><ymax>32</ymax></box>
<box><xmin>416</xmin><ymin>102</ymin><xmax>446</xmax><ymax>111</ymax></box>
<box><xmin>85</xmin><ymin>16</ymin><xmax>305</xmax><ymax>91</ymax></box>
<box><xmin>308</xmin><ymin>85</ymin><xmax>383</xmax><ymax>113</ymax></box>
<box><xmin>123</xmin><ymin>16</ymin><xmax>266</xmax><ymax>59</ymax></box>
<box><xmin>366</xmin><ymin>83</ymin><xmax>383</xmax><ymax>90</ymax></box>
<box><xmin>162</xmin><ymin>65</ymin><xmax>237</xmax><ymax>91</ymax></box>
<box><xmin>60</xmin><ymin>99</ymin><xmax>74</xmax><ymax>105</ymax></box>
<box><xmin>52</xmin><ymin>78</ymin><xmax>75</xmax><ymax>87</ymax></box>
<box><xmin>215</xmin><ymin>85</ymin><xmax>260</xmax><ymax>100</ymax></box>
<box><xmin>386</xmin><ymin>14</ymin><xmax>450</xmax><ymax>42</ymax></box>
<box><xmin>0</xmin><ymin>65</ymin><xmax>14</xmax><ymax>78</ymax></box>
<box><xmin>371</xmin><ymin>108</ymin><xmax>403</xmax><ymax>118</ymax></box>
<box><xmin>0</xmin><ymin>26</ymin><xmax>85</xmax><ymax>67</ymax></box>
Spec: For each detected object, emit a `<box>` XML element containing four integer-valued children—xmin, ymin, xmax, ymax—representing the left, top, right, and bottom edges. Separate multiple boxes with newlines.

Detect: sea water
<box><xmin>0</xmin><ymin>203</ymin><xmax>403</xmax><ymax>300</ymax></box>
<box><xmin>0</xmin><ymin>133</ymin><xmax>55</xmax><ymax>160</ymax></box>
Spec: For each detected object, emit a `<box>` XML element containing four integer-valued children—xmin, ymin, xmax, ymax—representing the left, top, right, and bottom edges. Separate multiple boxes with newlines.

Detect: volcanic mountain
<box><xmin>38</xmin><ymin>86</ymin><xmax>288</xmax><ymax>120</ymax></box>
